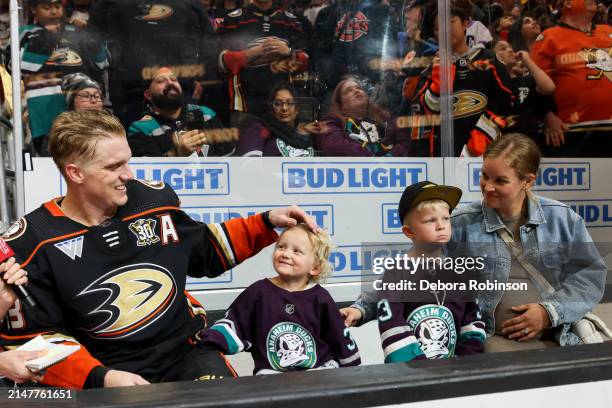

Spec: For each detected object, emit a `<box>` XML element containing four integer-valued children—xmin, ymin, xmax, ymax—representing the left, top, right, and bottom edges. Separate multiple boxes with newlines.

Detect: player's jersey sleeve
<box><xmin>0</xmin><ymin>219</ymin><xmax>103</xmax><ymax>389</ymax></box>
<box><xmin>377</xmin><ymin>299</ymin><xmax>425</xmax><ymax>363</ymax></box>
<box><xmin>454</xmin><ymin>302</ymin><xmax>486</xmax><ymax>356</ymax></box>
<box><xmin>187</xmin><ymin>212</ymin><xmax>278</xmax><ymax>278</ymax></box>
<box><xmin>199</xmin><ymin>284</ymin><xmax>256</xmax><ymax>354</ymax></box>
<box><xmin>140</xmin><ymin>181</ymin><xmax>278</xmax><ymax>278</ymax></box>
<box><xmin>319</xmin><ymin>289</ymin><xmax>361</xmax><ymax>367</ymax></box>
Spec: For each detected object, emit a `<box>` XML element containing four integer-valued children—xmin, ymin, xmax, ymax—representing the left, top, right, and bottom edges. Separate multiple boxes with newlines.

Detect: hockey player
<box><xmin>0</xmin><ymin>110</ymin><xmax>318</xmax><ymax>388</ymax></box>
<box><xmin>202</xmin><ymin>224</ymin><xmax>361</xmax><ymax>374</ymax></box>
<box><xmin>217</xmin><ymin>0</ymin><xmax>309</xmax><ymax>120</ymax></box>
<box><xmin>377</xmin><ymin>182</ymin><xmax>485</xmax><ymax>362</ymax></box>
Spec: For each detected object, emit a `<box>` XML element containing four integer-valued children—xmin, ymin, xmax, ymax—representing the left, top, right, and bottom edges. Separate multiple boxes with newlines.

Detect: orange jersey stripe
<box><xmin>21</xmin><ymin>229</ymin><xmax>88</xmax><ymax>268</ymax></box>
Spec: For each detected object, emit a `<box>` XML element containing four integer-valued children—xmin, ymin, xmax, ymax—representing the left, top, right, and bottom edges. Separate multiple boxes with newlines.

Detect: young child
<box><xmin>377</xmin><ymin>181</ymin><xmax>486</xmax><ymax>362</ymax></box>
<box><xmin>201</xmin><ymin>224</ymin><xmax>361</xmax><ymax>375</ymax></box>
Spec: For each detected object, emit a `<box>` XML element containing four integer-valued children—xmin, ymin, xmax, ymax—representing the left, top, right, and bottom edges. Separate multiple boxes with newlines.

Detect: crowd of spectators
<box><xmin>2</xmin><ymin>0</ymin><xmax>611</xmax><ymax>157</ymax></box>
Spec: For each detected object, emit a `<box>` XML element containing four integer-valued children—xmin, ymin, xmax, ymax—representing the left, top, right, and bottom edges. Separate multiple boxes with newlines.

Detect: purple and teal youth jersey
<box><xmin>202</xmin><ymin>279</ymin><xmax>361</xmax><ymax>374</ymax></box>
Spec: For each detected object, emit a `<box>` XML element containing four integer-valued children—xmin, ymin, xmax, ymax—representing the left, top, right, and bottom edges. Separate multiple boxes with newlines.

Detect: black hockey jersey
<box><xmin>202</xmin><ymin>279</ymin><xmax>361</xmax><ymax>374</ymax></box>
<box><xmin>89</xmin><ymin>0</ymin><xmax>216</xmax><ymax>104</ymax></box>
<box><xmin>317</xmin><ymin>0</ymin><xmax>400</xmax><ymax>90</ymax></box>
<box><xmin>0</xmin><ymin>179</ymin><xmax>277</xmax><ymax>388</ymax></box>
<box><xmin>410</xmin><ymin>47</ymin><xmax>514</xmax><ymax>156</ymax></box>
<box><xmin>217</xmin><ymin>4</ymin><xmax>308</xmax><ymax>115</ymax></box>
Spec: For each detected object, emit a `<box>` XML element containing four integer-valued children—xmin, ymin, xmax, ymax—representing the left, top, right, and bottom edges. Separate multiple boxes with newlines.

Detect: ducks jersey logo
<box><xmin>78</xmin><ymin>264</ymin><xmax>177</xmax><ymax>339</ymax></box>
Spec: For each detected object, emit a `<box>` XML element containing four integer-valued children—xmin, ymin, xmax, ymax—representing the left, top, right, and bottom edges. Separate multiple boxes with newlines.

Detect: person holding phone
<box><xmin>127</xmin><ymin>67</ymin><xmax>236</xmax><ymax>157</ymax></box>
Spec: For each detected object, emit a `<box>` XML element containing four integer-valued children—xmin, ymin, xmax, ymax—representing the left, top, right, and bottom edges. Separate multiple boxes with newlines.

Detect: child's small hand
<box><xmin>340</xmin><ymin>307</ymin><xmax>362</xmax><ymax>327</ymax></box>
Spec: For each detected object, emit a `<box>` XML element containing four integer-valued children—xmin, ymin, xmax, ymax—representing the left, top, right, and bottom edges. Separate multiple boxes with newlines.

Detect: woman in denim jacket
<box><xmin>342</xmin><ymin>134</ymin><xmax>606</xmax><ymax>349</ymax></box>
<box><xmin>450</xmin><ymin>134</ymin><xmax>606</xmax><ymax>348</ymax></box>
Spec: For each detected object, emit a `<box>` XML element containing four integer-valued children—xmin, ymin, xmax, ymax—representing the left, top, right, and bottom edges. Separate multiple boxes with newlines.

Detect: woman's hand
<box><xmin>501</xmin><ymin>303</ymin><xmax>551</xmax><ymax>341</ymax></box>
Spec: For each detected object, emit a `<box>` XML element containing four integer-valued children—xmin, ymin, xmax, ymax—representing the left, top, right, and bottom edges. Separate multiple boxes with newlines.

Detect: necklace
<box><xmin>430</xmin><ymin>288</ymin><xmax>446</xmax><ymax>306</ymax></box>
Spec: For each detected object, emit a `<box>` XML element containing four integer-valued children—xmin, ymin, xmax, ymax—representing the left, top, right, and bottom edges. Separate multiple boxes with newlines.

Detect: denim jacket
<box><xmin>449</xmin><ymin>195</ymin><xmax>606</xmax><ymax>346</ymax></box>
<box><xmin>352</xmin><ymin>195</ymin><xmax>606</xmax><ymax>346</ymax></box>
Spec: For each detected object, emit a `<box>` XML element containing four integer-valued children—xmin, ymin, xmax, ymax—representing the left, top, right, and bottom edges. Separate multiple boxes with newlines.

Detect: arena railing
<box><xmin>69</xmin><ymin>342</ymin><xmax>612</xmax><ymax>408</ymax></box>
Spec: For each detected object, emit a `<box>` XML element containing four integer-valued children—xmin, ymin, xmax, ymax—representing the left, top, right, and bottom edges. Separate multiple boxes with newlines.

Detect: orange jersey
<box><xmin>531</xmin><ymin>23</ymin><xmax>612</xmax><ymax>130</ymax></box>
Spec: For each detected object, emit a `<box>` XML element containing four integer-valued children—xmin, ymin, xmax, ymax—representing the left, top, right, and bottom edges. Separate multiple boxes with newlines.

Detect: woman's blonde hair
<box><xmin>48</xmin><ymin>110</ymin><xmax>126</xmax><ymax>175</ymax></box>
<box><xmin>483</xmin><ymin>133</ymin><xmax>541</xmax><ymax>180</ymax></box>
<box><xmin>277</xmin><ymin>224</ymin><xmax>332</xmax><ymax>283</ymax></box>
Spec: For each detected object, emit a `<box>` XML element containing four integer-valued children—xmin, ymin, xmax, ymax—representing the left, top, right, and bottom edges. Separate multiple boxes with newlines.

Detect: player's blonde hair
<box><xmin>48</xmin><ymin>110</ymin><xmax>126</xmax><ymax>175</ymax></box>
<box><xmin>278</xmin><ymin>224</ymin><xmax>332</xmax><ymax>283</ymax></box>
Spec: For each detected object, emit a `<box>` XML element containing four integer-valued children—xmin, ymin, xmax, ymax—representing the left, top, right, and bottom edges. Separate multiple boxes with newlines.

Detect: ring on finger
<box><xmin>523</xmin><ymin>327</ymin><xmax>529</xmax><ymax>335</ymax></box>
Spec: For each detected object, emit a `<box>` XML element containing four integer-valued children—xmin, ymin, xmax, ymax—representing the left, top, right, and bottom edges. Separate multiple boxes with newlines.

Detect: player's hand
<box><xmin>0</xmin><ymin>350</ymin><xmax>47</xmax><ymax>383</ymax></box>
<box><xmin>268</xmin><ymin>205</ymin><xmax>320</xmax><ymax>233</ymax></box>
<box><xmin>340</xmin><ymin>307</ymin><xmax>363</xmax><ymax>327</ymax></box>
<box><xmin>103</xmin><ymin>369</ymin><xmax>150</xmax><ymax>387</ymax></box>
<box><xmin>0</xmin><ymin>258</ymin><xmax>28</xmax><ymax>313</ymax></box>
<box><xmin>501</xmin><ymin>303</ymin><xmax>551</xmax><ymax>341</ymax></box>
<box><xmin>543</xmin><ymin>111</ymin><xmax>568</xmax><ymax>147</ymax></box>
<box><xmin>2</xmin><ymin>257</ymin><xmax>28</xmax><ymax>286</ymax></box>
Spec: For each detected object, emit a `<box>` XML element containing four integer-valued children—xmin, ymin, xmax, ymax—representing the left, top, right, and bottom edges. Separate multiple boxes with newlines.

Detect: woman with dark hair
<box><xmin>236</xmin><ymin>83</ymin><xmax>316</xmax><ymax>157</ymax></box>
<box><xmin>314</xmin><ymin>78</ymin><xmax>410</xmax><ymax>156</ymax></box>
<box><xmin>507</xmin><ymin>15</ymin><xmax>541</xmax><ymax>51</ymax></box>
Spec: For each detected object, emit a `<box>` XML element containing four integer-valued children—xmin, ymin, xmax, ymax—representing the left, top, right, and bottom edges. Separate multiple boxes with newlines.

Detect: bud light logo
<box><xmin>282</xmin><ymin>162</ymin><xmax>427</xmax><ymax>194</ymax></box>
<box><xmin>469</xmin><ymin>162</ymin><xmax>590</xmax><ymax>192</ymax></box>
<box><xmin>329</xmin><ymin>244</ymin><xmax>407</xmax><ymax>278</ymax></box>
<box><xmin>133</xmin><ymin>162</ymin><xmax>230</xmax><ymax>196</ymax></box>
<box><xmin>567</xmin><ymin>200</ymin><xmax>612</xmax><ymax>227</ymax></box>
<box><xmin>185</xmin><ymin>204</ymin><xmax>335</xmax><ymax>235</ymax></box>
<box><xmin>381</xmin><ymin>204</ymin><xmax>403</xmax><ymax>234</ymax></box>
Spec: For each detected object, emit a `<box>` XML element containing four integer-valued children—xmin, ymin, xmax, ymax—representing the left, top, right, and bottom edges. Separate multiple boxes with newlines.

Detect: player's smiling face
<box><xmin>273</xmin><ymin>228</ymin><xmax>319</xmax><ymax>285</ymax></box>
<box><xmin>80</xmin><ymin>135</ymin><xmax>134</xmax><ymax>212</ymax></box>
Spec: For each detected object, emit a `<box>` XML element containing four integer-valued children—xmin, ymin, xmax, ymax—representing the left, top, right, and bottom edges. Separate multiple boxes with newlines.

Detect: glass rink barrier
<box><xmin>2</xmin><ymin>0</ymin><xmax>612</xmax><ymax>406</ymax></box>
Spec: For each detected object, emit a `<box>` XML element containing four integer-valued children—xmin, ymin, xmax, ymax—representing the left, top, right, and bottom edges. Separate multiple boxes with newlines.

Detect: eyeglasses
<box><xmin>76</xmin><ymin>92</ymin><xmax>102</xmax><ymax>102</ymax></box>
<box><xmin>272</xmin><ymin>99</ymin><xmax>297</xmax><ymax>109</ymax></box>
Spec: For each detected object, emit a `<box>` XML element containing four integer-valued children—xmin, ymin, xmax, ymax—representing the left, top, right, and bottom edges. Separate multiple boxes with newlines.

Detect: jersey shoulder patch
<box><xmin>228</xmin><ymin>8</ymin><xmax>242</xmax><ymax>17</ymax></box>
<box><xmin>1</xmin><ymin>218</ymin><xmax>28</xmax><ymax>241</ymax></box>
